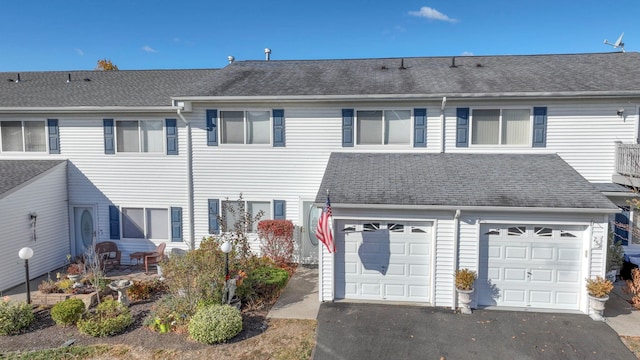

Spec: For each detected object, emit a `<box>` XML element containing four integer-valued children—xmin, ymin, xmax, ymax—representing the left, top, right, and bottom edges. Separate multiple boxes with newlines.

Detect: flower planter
<box><xmin>31</xmin><ymin>291</ymin><xmax>97</xmax><ymax>309</ymax></box>
<box><xmin>456</xmin><ymin>288</ymin><xmax>474</xmax><ymax>315</ymax></box>
<box><xmin>588</xmin><ymin>295</ymin><xmax>609</xmax><ymax>321</ymax></box>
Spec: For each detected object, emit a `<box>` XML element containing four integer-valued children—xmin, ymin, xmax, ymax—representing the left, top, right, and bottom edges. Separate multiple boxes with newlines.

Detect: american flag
<box><xmin>316</xmin><ymin>195</ymin><xmax>335</xmax><ymax>253</ymax></box>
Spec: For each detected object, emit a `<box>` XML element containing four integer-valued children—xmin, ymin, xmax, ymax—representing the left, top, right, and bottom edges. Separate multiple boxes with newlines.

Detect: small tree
<box><xmin>84</xmin><ymin>240</ymin><xmax>106</xmax><ymax>303</ymax></box>
<box><xmin>96</xmin><ymin>59</ymin><xmax>119</xmax><ymax>71</ymax></box>
<box><xmin>218</xmin><ymin>194</ymin><xmax>263</xmax><ymax>260</ymax></box>
<box><xmin>258</xmin><ymin>220</ymin><xmax>295</xmax><ymax>266</ymax></box>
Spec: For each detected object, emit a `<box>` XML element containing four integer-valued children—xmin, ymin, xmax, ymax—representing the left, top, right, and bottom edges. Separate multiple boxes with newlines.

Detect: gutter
<box><xmin>0</xmin><ymin>106</ymin><xmax>179</xmax><ymax>114</ymax></box>
<box><xmin>452</xmin><ymin>209</ymin><xmax>461</xmax><ymax>310</ymax></box>
<box><xmin>176</xmin><ymin>105</ymin><xmax>196</xmax><ymax>250</ymax></box>
<box><xmin>172</xmin><ymin>91</ymin><xmax>640</xmax><ymax>103</ymax></box>
<box><xmin>328</xmin><ymin>203</ymin><xmax>621</xmax><ymax>214</ymax></box>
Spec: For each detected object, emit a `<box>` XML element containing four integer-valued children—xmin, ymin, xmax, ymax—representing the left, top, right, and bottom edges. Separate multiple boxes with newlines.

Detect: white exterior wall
<box><xmin>0</xmin><ymin>162</ymin><xmax>69</xmax><ymax>292</ymax></box>
<box><xmin>443</xmin><ymin>100</ymin><xmax>638</xmax><ymax>182</ymax></box>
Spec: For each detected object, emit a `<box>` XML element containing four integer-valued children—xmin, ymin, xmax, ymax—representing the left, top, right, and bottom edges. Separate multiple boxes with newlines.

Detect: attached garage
<box><xmin>334</xmin><ymin>220</ymin><xmax>432</xmax><ymax>302</ymax></box>
<box><xmin>477</xmin><ymin>224</ymin><xmax>585</xmax><ymax>311</ymax></box>
<box><xmin>316</xmin><ymin>153</ymin><xmax>620</xmax><ymax>314</ymax></box>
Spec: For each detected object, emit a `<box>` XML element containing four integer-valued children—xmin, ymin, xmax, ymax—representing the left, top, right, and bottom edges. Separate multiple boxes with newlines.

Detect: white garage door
<box><xmin>335</xmin><ymin>221</ymin><xmax>432</xmax><ymax>302</ymax></box>
<box><xmin>477</xmin><ymin>225</ymin><xmax>585</xmax><ymax>311</ymax></box>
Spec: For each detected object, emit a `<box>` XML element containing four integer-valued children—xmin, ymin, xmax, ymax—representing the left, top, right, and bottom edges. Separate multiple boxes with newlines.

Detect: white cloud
<box><xmin>142</xmin><ymin>45</ymin><xmax>158</xmax><ymax>53</ymax></box>
<box><xmin>408</xmin><ymin>6</ymin><xmax>457</xmax><ymax>23</ymax></box>
<box><xmin>75</xmin><ymin>48</ymin><xmax>84</xmax><ymax>56</ymax></box>
<box><xmin>461</xmin><ymin>51</ymin><xmax>474</xmax><ymax>56</ymax></box>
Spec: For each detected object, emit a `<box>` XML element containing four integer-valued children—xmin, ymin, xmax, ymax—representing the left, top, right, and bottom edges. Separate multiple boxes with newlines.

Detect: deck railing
<box><xmin>615</xmin><ymin>142</ymin><xmax>640</xmax><ymax>178</ymax></box>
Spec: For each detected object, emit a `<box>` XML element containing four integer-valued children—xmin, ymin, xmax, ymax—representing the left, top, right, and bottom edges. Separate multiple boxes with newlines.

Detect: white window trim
<box><xmin>354</xmin><ymin>108</ymin><xmax>414</xmax><ymax>147</ymax></box>
<box><xmin>114</xmin><ymin>119</ymin><xmax>166</xmax><ymax>154</ymax></box>
<box><xmin>120</xmin><ymin>206</ymin><xmax>171</xmax><ymax>241</ymax></box>
<box><xmin>0</xmin><ymin>120</ymin><xmax>48</xmax><ymax>153</ymax></box>
<box><xmin>219</xmin><ymin>109</ymin><xmax>273</xmax><ymax>146</ymax></box>
<box><xmin>468</xmin><ymin>106</ymin><xmax>533</xmax><ymax>147</ymax></box>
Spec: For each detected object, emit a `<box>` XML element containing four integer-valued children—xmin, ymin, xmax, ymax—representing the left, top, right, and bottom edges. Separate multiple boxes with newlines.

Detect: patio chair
<box><xmin>144</xmin><ymin>242</ymin><xmax>166</xmax><ymax>274</ymax></box>
<box><xmin>95</xmin><ymin>241</ymin><xmax>121</xmax><ymax>269</ymax></box>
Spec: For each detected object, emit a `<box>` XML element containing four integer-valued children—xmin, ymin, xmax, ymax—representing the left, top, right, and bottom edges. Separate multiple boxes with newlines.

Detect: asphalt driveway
<box><xmin>314</xmin><ymin>302</ymin><xmax>636</xmax><ymax>360</ymax></box>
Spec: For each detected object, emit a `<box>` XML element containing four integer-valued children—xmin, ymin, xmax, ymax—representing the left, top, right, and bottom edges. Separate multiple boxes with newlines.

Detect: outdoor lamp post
<box><xmin>18</xmin><ymin>247</ymin><xmax>34</xmax><ymax>304</ymax></box>
<box><xmin>220</xmin><ymin>241</ymin><xmax>232</xmax><ymax>281</ymax></box>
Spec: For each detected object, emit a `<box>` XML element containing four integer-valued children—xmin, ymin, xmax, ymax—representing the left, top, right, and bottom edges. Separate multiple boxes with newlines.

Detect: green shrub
<box><xmin>188</xmin><ymin>304</ymin><xmax>242</xmax><ymax>344</ymax></box>
<box><xmin>51</xmin><ymin>298</ymin><xmax>85</xmax><ymax>327</ymax></box>
<box><xmin>147</xmin><ymin>294</ymin><xmax>193</xmax><ymax>332</ymax></box>
<box><xmin>237</xmin><ymin>265</ymin><xmax>289</xmax><ymax>307</ymax></box>
<box><xmin>0</xmin><ymin>298</ymin><xmax>34</xmax><ymax>335</ymax></box>
<box><xmin>77</xmin><ymin>298</ymin><xmax>132</xmax><ymax>337</ymax></box>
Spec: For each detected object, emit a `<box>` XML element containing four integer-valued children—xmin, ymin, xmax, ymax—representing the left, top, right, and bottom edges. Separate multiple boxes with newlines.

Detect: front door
<box><xmin>301</xmin><ymin>201</ymin><xmax>320</xmax><ymax>264</ymax></box>
<box><xmin>74</xmin><ymin>206</ymin><xmax>96</xmax><ymax>256</ymax></box>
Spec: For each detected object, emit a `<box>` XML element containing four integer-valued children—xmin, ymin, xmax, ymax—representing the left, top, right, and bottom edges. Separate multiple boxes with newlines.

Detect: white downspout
<box><xmin>440</xmin><ymin>96</ymin><xmax>447</xmax><ymax>153</ymax></box>
<box><xmin>452</xmin><ymin>209</ymin><xmax>461</xmax><ymax>310</ymax></box>
<box><xmin>176</xmin><ymin>106</ymin><xmax>195</xmax><ymax>250</ymax></box>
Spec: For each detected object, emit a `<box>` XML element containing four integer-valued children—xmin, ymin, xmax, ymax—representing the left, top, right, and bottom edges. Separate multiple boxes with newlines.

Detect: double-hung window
<box><xmin>116</xmin><ymin>120</ymin><xmax>164</xmax><ymax>153</ymax></box>
<box><xmin>0</xmin><ymin>121</ymin><xmax>46</xmax><ymax>152</ymax></box>
<box><xmin>356</xmin><ymin>110</ymin><xmax>411</xmax><ymax>145</ymax></box>
<box><xmin>220</xmin><ymin>111</ymin><xmax>270</xmax><ymax>144</ymax></box>
<box><xmin>471</xmin><ymin>109</ymin><xmax>531</xmax><ymax>145</ymax></box>
<box><xmin>221</xmin><ymin>200</ymin><xmax>272</xmax><ymax>232</ymax></box>
<box><xmin>122</xmin><ymin>207</ymin><xmax>168</xmax><ymax>240</ymax></box>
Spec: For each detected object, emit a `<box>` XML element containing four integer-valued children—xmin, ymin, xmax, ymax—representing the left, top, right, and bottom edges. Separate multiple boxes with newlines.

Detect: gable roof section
<box><xmin>182</xmin><ymin>52</ymin><xmax>640</xmax><ymax>98</ymax></box>
<box><xmin>0</xmin><ymin>160</ymin><xmax>66</xmax><ymax>197</ymax></box>
<box><xmin>0</xmin><ymin>69</ymin><xmax>218</xmax><ymax>107</ymax></box>
<box><xmin>315</xmin><ymin>153</ymin><xmax>618</xmax><ymax>211</ymax></box>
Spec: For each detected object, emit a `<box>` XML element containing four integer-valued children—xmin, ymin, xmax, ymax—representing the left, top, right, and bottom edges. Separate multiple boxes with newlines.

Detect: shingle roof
<box><xmin>0</xmin><ymin>69</ymin><xmax>218</xmax><ymax>107</ymax></box>
<box><xmin>315</xmin><ymin>153</ymin><xmax>618</xmax><ymax>210</ymax></box>
<box><xmin>184</xmin><ymin>52</ymin><xmax>640</xmax><ymax>97</ymax></box>
<box><xmin>0</xmin><ymin>160</ymin><xmax>66</xmax><ymax>196</ymax></box>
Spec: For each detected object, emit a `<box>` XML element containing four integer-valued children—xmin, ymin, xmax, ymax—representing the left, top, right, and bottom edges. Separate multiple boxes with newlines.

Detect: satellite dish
<box><xmin>604</xmin><ymin>32</ymin><xmax>625</xmax><ymax>52</ymax></box>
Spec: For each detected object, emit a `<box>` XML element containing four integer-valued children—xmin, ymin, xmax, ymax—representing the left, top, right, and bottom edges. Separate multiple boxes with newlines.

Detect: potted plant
<box><xmin>586</xmin><ymin>276</ymin><xmax>614</xmax><ymax>321</ymax></box>
<box><xmin>66</xmin><ymin>263</ymin><xmax>84</xmax><ymax>287</ymax></box>
<box><xmin>455</xmin><ymin>268</ymin><xmax>477</xmax><ymax>315</ymax></box>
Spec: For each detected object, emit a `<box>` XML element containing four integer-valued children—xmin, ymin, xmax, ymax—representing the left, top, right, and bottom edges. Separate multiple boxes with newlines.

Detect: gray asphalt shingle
<box><xmin>315</xmin><ymin>153</ymin><xmax>618</xmax><ymax>210</ymax></box>
<box><xmin>0</xmin><ymin>160</ymin><xmax>66</xmax><ymax>196</ymax></box>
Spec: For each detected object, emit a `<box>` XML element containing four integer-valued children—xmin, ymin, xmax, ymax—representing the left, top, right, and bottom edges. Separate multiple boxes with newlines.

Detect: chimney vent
<box><xmin>450</xmin><ymin>57</ymin><xmax>457</xmax><ymax>68</ymax></box>
<box><xmin>227</xmin><ymin>55</ymin><xmax>235</xmax><ymax>64</ymax></box>
<box><xmin>66</xmin><ymin>73</ymin><xmax>71</xmax><ymax>83</ymax></box>
<box><xmin>265</xmin><ymin>48</ymin><xmax>271</xmax><ymax>61</ymax></box>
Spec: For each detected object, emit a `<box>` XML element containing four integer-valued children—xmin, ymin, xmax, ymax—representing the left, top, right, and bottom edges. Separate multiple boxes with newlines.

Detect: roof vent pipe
<box><xmin>227</xmin><ymin>56</ymin><xmax>235</xmax><ymax>64</ymax></box>
<box><xmin>265</xmin><ymin>48</ymin><xmax>271</xmax><ymax>61</ymax></box>
<box><xmin>66</xmin><ymin>73</ymin><xmax>71</xmax><ymax>83</ymax></box>
<box><xmin>450</xmin><ymin>56</ymin><xmax>457</xmax><ymax>68</ymax></box>
<box><xmin>15</xmin><ymin>73</ymin><xmax>20</xmax><ymax>83</ymax></box>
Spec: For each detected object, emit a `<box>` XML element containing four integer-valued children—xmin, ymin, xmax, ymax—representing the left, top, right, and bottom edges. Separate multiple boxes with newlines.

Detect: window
<box><xmin>122</xmin><ymin>207</ymin><xmax>168</xmax><ymax>239</ymax></box>
<box><xmin>471</xmin><ymin>109</ymin><xmax>530</xmax><ymax>145</ymax></box>
<box><xmin>221</xmin><ymin>200</ymin><xmax>272</xmax><ymax>232</ymax></box>
<box><xmin>507</xmin><ymin>226</ymin><xmax>526</xmax><ymax>236</ymax></box>
<box><xmin>221</xmin><ymin>111</ymin><xmax>270</xmax><ymax>144</ymax></box>
<box><xmin>387</xmin><ymin>223</ymin><xmax>405</xmax><ymax>233</ymax></box>
<box><xmin>363</xmin><ymin>223</ymin><xmax>381</xmax><ymax>232</ymax></box>
<box><xmin>116</xmin><ymin>120</ymin><xmax>163</xmax><ymax>153</ymax></box>
<box><xmin>356</xmin><ymin>110</ymin><xmax>410</xmax><ymax>145</ymax></box>
<box><xmin>1</xmin><ymin>121</ymin><xmax>46</xmax><ymax>152</ymax></box>
<box><xmin>534</xmin><ymin>227</ymin><xmax>553</xmax><ymax>237</ymax></box>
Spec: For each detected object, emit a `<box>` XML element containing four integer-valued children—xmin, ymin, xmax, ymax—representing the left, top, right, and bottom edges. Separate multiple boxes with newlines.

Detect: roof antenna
<box><xmin>66</xmin><ymin>73</ymin><xmax>71</xmax><ymax>83</ymax></box>
<box><xmin>265</xmin><ymin>48</ymin><xmax>271</xmax><ymax>61</ymax></box>
<box><xmin>603</xmin><ymin>32</ymin><xmax>626</xmax><ymax>52</ymax></box>
<box><xmin>450</xmin><ymin>56</ymin><xmax>457</xmax><ymax>68</ymax></box>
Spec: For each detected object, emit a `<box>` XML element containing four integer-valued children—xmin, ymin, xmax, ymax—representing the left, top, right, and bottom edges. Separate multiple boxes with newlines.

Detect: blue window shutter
<box><xmin>47</xmin><ymin>119</ymin><xmax>60</xmax><ymax>154</ymax></box>
<box><xmin>615</xmin><ymin>207</ymin><xmax>630</xmax><ymax>246</ymax></box>
<box><xmin>456</xmin><ymin>108</ymin><xmax>469</xmax><ymax>148</ymax></box>
<box><xmin>206</xmin><ymin>109</ymin><xmax>218</xmax><ymax>146</ymax></box>
<box><xmin>532</xmin><ymin>107</ymin><xmax>547</xmax><ymax>148</ymax></box>
<box><xmin>171</xmin><ymin>207</ymin><xmax>183</xmax><ymax>242</ymax></box>
<box><xmin>208</xmin><ymin>199</ymin><xmax>220</xmax><ymax>234</ymax></box>
<box><xmin>166</xmin><ymin>119</ymin><xmax>178</xmax><ymax>155</ymax></box>
<box><xmin>413</xmin><ymin>108</ymin><xmax>427</xmax><ymax>147</ymax></box>
<box><xmin>109</xmin><ymin>205</ymin><xmax>120</xmax><ymax>240</ymax></box>
<box><xmin>274</xmin><ymin>200</ymin><xmax>286</xmax><ymax>220</ymax></box>
<box><xmin>273</xmin><ymin>109</ymin><xmax>285</xmax><ymax>147</ymax></box>
<box><xmin>104</xmin><ymin>119</ymin><xmax>115</xmax><ymax>154</ymax></box>
<box><xmin>342</xmin><ymin>109</ymin><xmax>354</xmax><ymax>147</ymax></box>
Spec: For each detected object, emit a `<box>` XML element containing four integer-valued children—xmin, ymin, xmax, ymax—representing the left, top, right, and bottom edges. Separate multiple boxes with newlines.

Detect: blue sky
<box><xmin>0</xmin><ymin>1</ymin><xmax>637</xmax><ymax>71</ymax></box>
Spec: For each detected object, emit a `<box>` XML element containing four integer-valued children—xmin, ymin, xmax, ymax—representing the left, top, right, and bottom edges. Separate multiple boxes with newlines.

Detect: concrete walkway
<box><xmin>267</xmin><ymin>264</ymin><xmax>320</xmax><ymax>320</ymax></box>
<box><xmin>605</xmin><ymin>282</ymin><xmax>640</xmax><ymax>336</ymax></box>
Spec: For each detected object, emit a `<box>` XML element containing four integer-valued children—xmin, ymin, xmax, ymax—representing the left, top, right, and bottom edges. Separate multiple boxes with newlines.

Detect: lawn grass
<box><xmin>1</xmin><ymin>344</ymin><xmax>111</xmax><ymax>360</ymax></box>
<box><xmin>621</xmin><ymin>336</ymin><xmax>640</xmax><ymax>359</ymax></box>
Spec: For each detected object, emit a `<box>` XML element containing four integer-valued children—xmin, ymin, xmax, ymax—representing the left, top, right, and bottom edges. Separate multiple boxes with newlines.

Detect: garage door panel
<box><xmin>335</xmin><ymin>220</ymin><xmax>431</xmax><ymax>302</ymax></box>
<box><xmin>478</xmin><ymin>225</ymin><xmax>584</xmax><ymax>311</ymax></box>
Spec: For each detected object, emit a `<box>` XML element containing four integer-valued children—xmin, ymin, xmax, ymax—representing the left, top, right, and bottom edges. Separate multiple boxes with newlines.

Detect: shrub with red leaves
<box><xmin>257</xmin><ymin>220</ymin><xmax>295</xmax><ymax>266</ymax></box>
